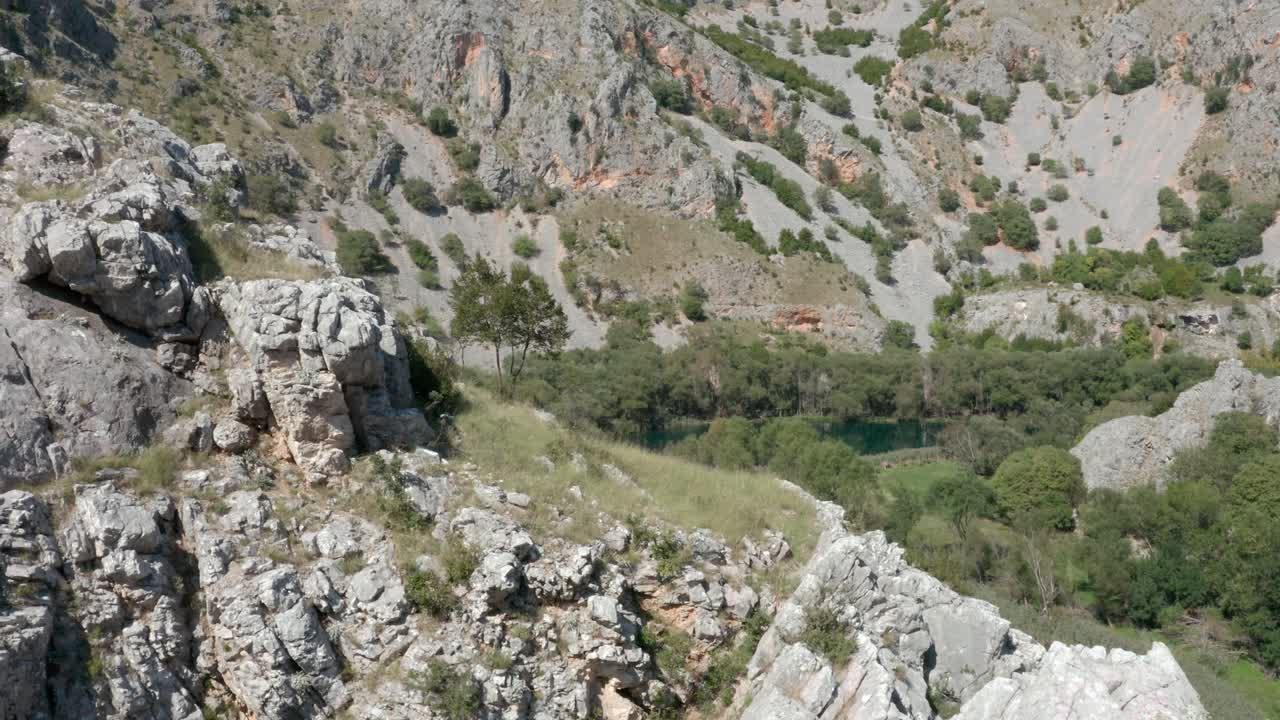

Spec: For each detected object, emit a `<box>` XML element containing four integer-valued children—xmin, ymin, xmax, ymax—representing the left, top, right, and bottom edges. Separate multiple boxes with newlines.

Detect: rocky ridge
<box><xmin>1</xmin><ymin>447</ymin><xmax>1210</xmax><ymax>720</ymax></box>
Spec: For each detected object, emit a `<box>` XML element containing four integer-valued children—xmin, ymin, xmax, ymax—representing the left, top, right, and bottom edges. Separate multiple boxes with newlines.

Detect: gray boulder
<box><xmin>1072</xmin><ymin>360</ymin><xmax>1280</xmax><ymax>490</ymax></box>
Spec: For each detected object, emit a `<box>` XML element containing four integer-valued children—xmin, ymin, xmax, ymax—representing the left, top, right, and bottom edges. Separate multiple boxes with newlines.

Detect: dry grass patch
<box><xmin>188</xmin><ymin>223</ymin><xmax>326</xmax><ymax>282</ymax></box>
<box><xmin>453</xmin><ymin>387</ymin><xmax>820</xmax><ymax>560</ymax></box>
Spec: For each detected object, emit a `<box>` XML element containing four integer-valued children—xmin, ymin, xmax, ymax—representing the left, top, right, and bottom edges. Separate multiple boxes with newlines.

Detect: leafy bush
<box><xmin>425</xmin><ymin>106</ymin><xmax>457</xmax><ymax>137</ymax></box>
<box><xmin>798</xmin><ymin>605</ymin><xmax>856</xmax><ymax>665</ymax></box>
<box><xmin>778</xmin><ymin>227</ymin><xmax>833</xmax><ymax>261</ymax></box>
<box><xmin>860</xmin><ymin>135</ymin><xmax>882</xmax><ymax>155</ymax></box>
<box><xmin>512</xmin><ymin>235</ymin><xmax>540</xmax><ymax>259</ymax></box>
<box><xmin>736</xmin><ymin>152</ymin><xmax>812</xmax><ymax>219</ymax></box>
<box><xmin>900</xmin><ymin>108</ymin><xmax>924</xmax><ymax>131</ymax></box>
<box><xmin>246</xmin><ymin>173</ymin><xmax>298</xmax><ymax>217</ymax></box>
<box><xmin>1204</xmin><ymin>86</ymin><xmax>1229</xmax><ymax>114</ymax></box>
<box><xmin>441</xmin><ymin>233</ymin><xmax>467</xmax><ymax>266</ymax></box>
<box><xmin>1105</xmin><ymin>55</ymin><xmax>1156</xmax><ymax>95</ymax></box>
<box><xmin>1085</xmin><ymin>226</ymin><xmax>1104</xmax><ymax>245</ymax></box>
<box><xmin>0</xmin><ymin>63</ymin><xmax>28</xmax><ymax>116</ymax></box>
<box><xmin>884</xmin><ymin>320</ymin><xmax>917</xmax><ymax>350</ymax></box>
<box><xmin>813</xmin><ymin>27</ymin><xmax>873</xmax><ymax>54</ymax></box>
<box><xmin>1026</xmin><ymin>152</ymin><xmax>1041</xmax><ymax>167</ymax></box>
<box><xmin>446</xmin><ymin>138</ymin><xmax>480</xmax><ymax>171</ymax></box>
<box><xmin>406</xmin><ymin>238</ymin><xmax>438</xmax><ymax>271</ymax></box>
<box><xmin>956</xmin><ymin>112</ymin><xmax>982</xmax><ymax>140</ymax></box>
<box><xmin>315</xmin><ymin>121</ymin><xmax>337</xmax><ymax>147</ymax></box>
<box><xmin>681</xmin><ymin>281</ymin><xmax>709</xmax><ymax>321</ymax></box>
<box><xmin>853</xmin><ymin>55</ymin><xmax>894</xmax><ymax>86</ymax></box>
<box><xmin>402</xmin><ymin>177</ymin><xmax>440</xmax><ymax>214</ymax></box>
<box><xmin>994</xmin><ymin>200</ymin><xmax>1039</xmax><ymax>250</ymax></box>
<box><xmin>897</xmin><ymin>25</ymin><xmax>933</xmax><ymax>58</ymax></box>
<box><xmin>1157</xmin><ymin>187</ymin><xmax>1194</xmax><ymax>231</ymax></box>
<box><xmin>411</xmin><ymin>661</ymin><xmax>480</xmax><ymax>720</ymax></box>
<box><xmin>1029</xmin><ymin>197</ymin><xmax>1047</xmax><ymax>213</ymax></box>
<box><xmin>992</xmin><ymin>446</ymin><xmax>1085</xmax><ymax>530</ymax></box>
<box><xmin>938</xmin><ymin>188</ymin><xmax>960</xmax><ymax>212</ymax></box>
<box><xmin>335</xmin><ymin>223</ymin><xmax>394</xmax><ymax>275</ymax></box>
<box><xmin>650</xmin><ymin>78</ymin><xmax>693</xmax><ymax>113</ymax></box>
<box><xmin>979</xmin><ymin>94</ymin><xmax>1011</xmax><ymax>123</ymax></box>
<box><xmin>448</xmin><ymin>177</ymin><xmax>497</xmax><ymax>212</ymax></box>
<box><xmin>1046</xmin><ymin>184</ymin><xmax>1069</xmax><ymax>202</ymax></box>
<box><xmin>405</xmin><ymin>569</ymin><xmax>458</xmax><ymax>618</ymax></box>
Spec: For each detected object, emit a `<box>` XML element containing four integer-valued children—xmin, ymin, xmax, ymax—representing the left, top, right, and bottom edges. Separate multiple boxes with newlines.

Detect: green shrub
<box><xmin>315</xmin><ymin>121</ymin><xmax>338</xmax><ymax>147</ymax></box>
<box><xmin>335</xmin><ymin>224</ymin><xmax>394</xmax><ymax>275</ymax></box>
<box><xmin>1046</xmin><ymin>184</ymin><xmax>1069</xmax><ymax>202</ymax></box>
<box><xmin>681</xmin><ymin>281</ymin><xmax>709</xmax><ymax>321</ymax></box>
<box><xmin>853</xmin><ymin>55</ymin><xmax>894</xmax><ymax>86</ymax></box>
<box><xmin>897</xmin><ymin>24</ymin><xmax>933</xmax><ymax>59</ymax></box>
<box><xmin>442</xmin><ymin>233</ymin><xmax>467</xmax><ymax>266</ymax></box>
<box><xmin>980</xmin><ymin>94</ymin><xmax>1011</xmax><ymax>123</ymax></box>
<box><xmin>994</xmin><ymin>200</ymin><xmax>1039</xmax><ymax>250</ymax></box>
<box><xmin>798</xmin><ymin>605</ymin><xmax>856</xmax><ymax>665</ymax></box>
<box><xmin>651</xmin><ymin>78</ymin><xmax>693</xmax><ymax>113</ymax></box>
<box><xmin>1029</xmin><ymin>197</ymin><xmax>1047</xmax><ymax>213</ymax></box>
<box><xmin>1156</xmin><ymin>187</ymin><xmax>1194</xmax><ymax>231</ymax></box>
<box><xmin>704</xmin><ymin>25</ymin><xmax>839</xmax><ymax>97</ymax></box>
<box><xmin>947</xmin><ymin>113</ymin><xmax>978</xmax><ymax>141</ymax></box>
<box><xmin>900</xmin><ymin>108</ymin><xmax>924</xmax><ymax>131</ymax></box>
<box><xmin>442</xmin><ymin>537</ymin><xmax>480</xmax><ymax>584</ymax></box>
<box><xmin>411</xmin><ymin>661</ymin><xmax>480</xmax><ymax>720</ymax></box>
<box><xmin>1105</xmin><ymin>56</ymin><xmax>1156</xmax><ymax>95</ymax></box>
<box><xmin>367</xmin><ymin>190</ymin><xmax>400</xmax><ymax>225</ymax></box>
<box><xmin>1085</xmin><ymin>226</ymin><xmax>1103</xmax><ymax>245</ymax></box>
<box><xmin>406</xmin><ymin>238</ymin><xmax>439</xmax><ymax>271</ymax></box>
<box><xmin>992</xmin><ymin>446</ymin><xmax>1085</xmax><ymax>530</ymax></box>
<box><xmin>402</xmin><ymin>177</ymin><xmax>440</xmax><ymax>214</ymax></box>
<box><xmin>446</xmin><ymin>138</ymin><xmax>480</xmax><ymax>171</ymax></box>
<box><xmin>426</xmin><ymin>107</ymin><xmax>457</xmax><ymax>137</ymax></box>
<box><xmin>1027</xmin><ymin>152</ymin><xmax>1041</xmax><ymax>167</ymax></box>
<box><xmin>1204</xmin><ymin>86</ymin><xmax>1229</xmax><ymax>114</ymax></box>
<box><xmin>0</xmin><ymin>63</ymin><xmax>28</xmax><ymax>116</ymax></box>
<box><xmin>448</xmin><ymin>178</ymin><xmax>497</xmax><ymax>212</ymax></box>
<box><xmin>938</xmin><ymin>188</ymin><xmax>960</xmax><ymax>212</ymax></box>
<box><xmin>813</xmin><ymin>27</ymin><xmax>873</xmax><ymax>54</ymax></box>
<box><xmin>246</xmin><ymin>173</ymin><xmax>297</xmax><ymax>217</ymax></box>
<box><xmin>860</xmin><ymin>135</ymin><xmax>882</xmax><ymax>155</ymax></box>
<box><xmin>512</xmin><ymin>235</ymin><xmax>540</xmax><ymax>259</ymax></box>
<box><xmin>404</xmin><ymin>569</ymin><xmax>458</xmax><ymax>618</ymax></box>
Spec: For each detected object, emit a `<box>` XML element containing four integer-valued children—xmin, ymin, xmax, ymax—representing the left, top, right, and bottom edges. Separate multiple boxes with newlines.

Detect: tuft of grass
<box><xmin>798</xmin><ymin>604</ymin><xmax>857</xmax><ymax>666</ymax></box>
<box><xmin>187</xmin><ymin>223</ymin><xmax>324</xmax><ymax>282</ymax></box>
<box><xmin>69</xmin><ymin>446</ymin><xmax>183</xmax><ymax>494</ymax></box>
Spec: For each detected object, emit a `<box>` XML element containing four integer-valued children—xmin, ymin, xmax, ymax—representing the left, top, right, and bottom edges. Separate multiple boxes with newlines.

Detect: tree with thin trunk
<box><xmin>449</xmin><ymin>255</ymin><xmax>570</xmax><ymax>396</ymax></box>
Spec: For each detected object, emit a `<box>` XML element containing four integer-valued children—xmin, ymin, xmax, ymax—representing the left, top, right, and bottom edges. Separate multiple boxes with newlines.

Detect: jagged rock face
<box><xmin>311</xmin><ymin>0</ymin><xmax>739</xmax><ymax>214</ymax></box>
<box><xmin>217</xmin><ymin>277</ymin><xmax>432</xmax><ymax>479</ymax></box>
<box><xmin>0</xmin><ymin>490</ymin><xmax>62</xmax><ymax>720</ymax></box>
<box><xmin>728</xmin><ymin>522</ymin><xmax>1208</xmax><ymax>720</ymax></box>
<box><xmin>1072</xmin><ymin>359</ymin><xmax>1280</xmax><ymax>491</ymax></box>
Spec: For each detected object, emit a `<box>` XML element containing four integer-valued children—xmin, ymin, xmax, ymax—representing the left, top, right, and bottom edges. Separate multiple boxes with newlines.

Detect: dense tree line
<box><xmin>516</xmin><ymin>320</ymin><xmax>1213</xmax><ymax>440</ymax></box>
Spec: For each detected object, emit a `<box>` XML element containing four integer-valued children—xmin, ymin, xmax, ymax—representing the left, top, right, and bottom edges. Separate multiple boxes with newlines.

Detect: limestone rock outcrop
<box><xmin>1072</xmin><ymin>359</ymin><xmax>1280</xmax><ymax>490</ymax></box>
<box><xmin>217</xmin><ymin>277</ymin><xmax>432</xmax><ymax>479</ymax></box>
